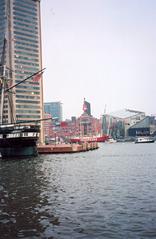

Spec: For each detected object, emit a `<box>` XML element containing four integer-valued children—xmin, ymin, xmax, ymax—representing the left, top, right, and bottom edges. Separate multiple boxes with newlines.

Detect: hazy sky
<box><xmin>41</xmin><ymin>0</ymin><xmax>156</xmax><ymax>119</ymax></box>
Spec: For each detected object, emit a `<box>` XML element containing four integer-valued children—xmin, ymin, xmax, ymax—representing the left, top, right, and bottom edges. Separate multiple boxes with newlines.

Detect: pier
<box><xmin>37</xmin><ymin>142</ymin><xmax>99</xmax><ymax>154</ymax></box>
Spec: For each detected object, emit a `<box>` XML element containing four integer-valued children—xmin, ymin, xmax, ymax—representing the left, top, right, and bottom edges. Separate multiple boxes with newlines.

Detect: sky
<box><xmin>41</xmin><ymin>0</ymin><xmax>156</xmax><ymax>119</ymax></box>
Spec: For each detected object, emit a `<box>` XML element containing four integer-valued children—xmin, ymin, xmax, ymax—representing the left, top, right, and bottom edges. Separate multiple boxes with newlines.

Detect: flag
<box><xmin>32</xmin><ymin>72</ymin><xmax>43</xmax><ymax>82</ymax></box>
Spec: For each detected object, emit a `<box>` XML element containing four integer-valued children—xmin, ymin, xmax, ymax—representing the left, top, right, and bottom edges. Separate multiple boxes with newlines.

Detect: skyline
<box><xmin>41</xmin><ymin>0</ymin><xmax>156</xmax><ymax>119</ymax></box>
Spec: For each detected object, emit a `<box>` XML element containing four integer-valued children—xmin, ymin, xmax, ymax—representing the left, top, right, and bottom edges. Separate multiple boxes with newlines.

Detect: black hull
<box><xmin>0</xmin><ymin>137</ymin><xmax>38</xmax><ymax>158</ymax></box>
<box><xmin>0</xmin><ymin>124</ymin><xmax>40</xmax><ymax>159</ymax></box>
<box><xmin>135</xmin><ymin>140</ymin><xmax>155</xmax><ymax>144</ymax></box>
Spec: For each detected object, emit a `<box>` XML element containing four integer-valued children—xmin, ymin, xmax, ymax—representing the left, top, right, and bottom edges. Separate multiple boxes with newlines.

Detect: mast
<box><xmin>0</xmin><ymin>71</ymin><xmax>5</xmax><ymax>125</ymax></box>
<box><xmin>0</xmin><ymin>38</ymin><xmax>7</xmax><ymax>124</ymax></box>
<box><xmin>5</xmin><ymin>68</ymin><xmax>45</xmax><ymax>93</ymax></box>
<box><xmin>107</xmin><ymin>115</ymin><xmax>111</xmax><ymax>137</ymax></box>
<box><xmin>0</xmin><ymin>37</ymin><xmax>45</xmax><ymax>125</ymax></box>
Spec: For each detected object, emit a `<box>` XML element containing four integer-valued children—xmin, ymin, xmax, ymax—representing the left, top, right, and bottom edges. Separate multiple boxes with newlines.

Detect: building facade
<box><xmin>101</xmin><ymin>109</ymin><xmax>146</xmax><ymax>138</ymax></box>
<box><xmin>77</xmin><ymin>113</ymin><xmax>100</xmax><ymax>137</ymax></box>
<box><xmin>0</xmin><ymin>0</ymin><xmax>44</xmax><ymax>142</ymax></box>
<box><xmin>128</xmin><ymin>116</ymin><xmax>156</xmax><ymax>137</ymax></box>
<box><xmin>44</xmin><ymin>112</ymin><xmax>53</xmax><ymax>143</ymax></box>
<box><xmin>83</xmin><ymin>99</ymin><xmax>91</xmax><ymax>116</ymax></box>
<box><xmin>44</xmin><ymin>102</ymin><xmax>63</xmax><ymax>122</ymax></box>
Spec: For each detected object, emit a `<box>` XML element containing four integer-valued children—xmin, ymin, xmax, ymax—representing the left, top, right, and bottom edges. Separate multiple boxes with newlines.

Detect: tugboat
<box><xmin>0</xmin><ymin>38</ymin><xmax>45</xmax><ymax>159</ymax></box>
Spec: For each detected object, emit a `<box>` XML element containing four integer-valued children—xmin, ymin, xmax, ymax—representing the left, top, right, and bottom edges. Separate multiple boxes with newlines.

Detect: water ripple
<box><xmin>0</xmin><ymin>143</ymin><xmax>156</xmax><ymax>238</ymax></box>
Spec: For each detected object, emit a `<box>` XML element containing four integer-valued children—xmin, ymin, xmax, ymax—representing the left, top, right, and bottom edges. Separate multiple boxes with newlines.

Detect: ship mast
<box><xmin>0</xmin><ymin>38</ymin><xmax>45</xmax><ymax>125</ymax></box>
<box><xmin>0</xmin><ymin>38</ymin><xmax>8</xmax><ymax>124</ymax></box>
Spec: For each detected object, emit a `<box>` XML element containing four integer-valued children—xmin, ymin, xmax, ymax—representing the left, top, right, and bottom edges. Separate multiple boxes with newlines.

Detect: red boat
<box><xmin>70</xmin><ymin>134</ymin><xmax>109</xmax><ymax>143</ymax></box>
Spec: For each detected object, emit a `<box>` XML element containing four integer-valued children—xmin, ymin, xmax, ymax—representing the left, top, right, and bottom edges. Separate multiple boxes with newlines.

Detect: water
<box><xmin>0</xmin><ymin>142</ymin><xmax>156</xmax><ymax>239</ymax></box>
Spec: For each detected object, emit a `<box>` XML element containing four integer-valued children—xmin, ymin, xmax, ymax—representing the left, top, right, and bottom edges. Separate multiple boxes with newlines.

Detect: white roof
<box><xmin>109</xmin><ymin>109</ymin><xmax>145</xmax><ymax>119</ymax></box>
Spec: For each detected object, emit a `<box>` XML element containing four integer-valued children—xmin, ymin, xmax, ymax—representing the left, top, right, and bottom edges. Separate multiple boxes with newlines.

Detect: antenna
<box><xmin>104</xmin><ymin>104</ymin><xmax>107</xmax><ymax>114</ymax></box>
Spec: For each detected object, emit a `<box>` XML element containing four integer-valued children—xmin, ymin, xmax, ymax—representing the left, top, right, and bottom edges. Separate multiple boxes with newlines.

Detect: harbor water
<box><xmin>0</xmin><ymin>142</ymin><xmax>156</xmax><ymax>239</ymax></box>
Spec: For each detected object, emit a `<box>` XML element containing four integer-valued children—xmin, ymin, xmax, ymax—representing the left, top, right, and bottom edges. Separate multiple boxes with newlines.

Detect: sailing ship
<box><xmin>0</xmin><ymin>38</ymin><xmax>45</xmax><ymax>159</ymax></box>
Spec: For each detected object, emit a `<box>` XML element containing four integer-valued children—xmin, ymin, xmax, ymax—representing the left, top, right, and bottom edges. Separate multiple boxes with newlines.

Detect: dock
<box><xmin>37</xmin><ymin>142</ymin><xmax>99</xmax><ymax>154</ymax></box>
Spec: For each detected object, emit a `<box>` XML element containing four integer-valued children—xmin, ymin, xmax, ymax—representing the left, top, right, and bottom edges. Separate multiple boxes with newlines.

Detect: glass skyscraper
<box><xmin>44</xmin><ymin>102</ymin><xmax>63</xmax><ymax>122</ymax></box>
<box><xmin>0</xmin><ymin>0</ymin><xmax>44</xmax><ymax>142</ymax></box>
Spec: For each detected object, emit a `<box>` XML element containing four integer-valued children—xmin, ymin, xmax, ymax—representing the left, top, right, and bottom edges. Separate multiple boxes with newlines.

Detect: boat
<box><xmin>0</xmin><ymin>124</ymin><xmax>40</xmax><ymax>158</ymax></box>
<box><xmin>70</xmin><ymin>134</ymin><xmax>109</xmax><ymax>143</ymax></box>
<box><xmin>135</xmin><ymin>136</ymin><xmax>155</xmax><ymax>144</ymax></box>
<box><xmin>96</xmin><ymin>135</ymin><xmax>109</xmax><ymax>142</ymax></box>
<box><xmin>107</xmin><ymin>137</ymin><xmax>117</xmax><ymax>143</ymax></box>
<box><xmin>0</xmin><ymin>38</ymin><xmax>45</xmax><ymax>159</ymax></box>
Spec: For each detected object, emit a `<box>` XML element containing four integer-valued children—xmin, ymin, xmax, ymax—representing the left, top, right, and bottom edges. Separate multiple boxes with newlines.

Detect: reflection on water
<box><xmin>0</xmin><ymin>143</ymin><xmax>156</xmax><ymax>238</ymax></box>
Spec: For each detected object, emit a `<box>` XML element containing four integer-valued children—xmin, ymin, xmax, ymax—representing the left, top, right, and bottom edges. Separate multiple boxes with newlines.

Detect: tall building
<box><xmin>83</xmin><ymin>98</ymin><xmax>91</xmax><ymax>116</ymax></box>
<box><xmin>0</xmin><ymin>0</ymin><xmax>44</xmax><ymax>142</ymax></box>
<box><xmin>44</xmin><ymin>102</ymin><xmax>63</xmax><ymax>122</ymax></box>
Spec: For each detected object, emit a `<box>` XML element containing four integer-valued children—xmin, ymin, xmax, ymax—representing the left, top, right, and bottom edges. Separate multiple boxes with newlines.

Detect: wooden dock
<box><xmin>37</xmin><ymin>142</ymin><xmax>99</xmax><ymax>154</ymax></box>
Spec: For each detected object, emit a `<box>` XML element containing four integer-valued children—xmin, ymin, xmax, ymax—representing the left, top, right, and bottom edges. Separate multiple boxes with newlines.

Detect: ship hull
<box><xmin>0</xmin><ymin>146</ymin><xmax>38</xmax><ymax>158</ymax></box>
<box><xmin>0</xmin><ymin>137</ymin><xmax>38</xmax><ymax>158</ymax></box>
<box><xmin>135</xmin><ymin>137</ymin><xmax>155</xmax><ymax>144</ymax></box>
<box><xmin>0</xmin><ymin>124</ymin><xmax>40</xmax><ymax>159</ymax></box>
<box><xmin>135</xmin><ymin>140</ymin><xmax>155</xmax><ymax>144</ymax></box>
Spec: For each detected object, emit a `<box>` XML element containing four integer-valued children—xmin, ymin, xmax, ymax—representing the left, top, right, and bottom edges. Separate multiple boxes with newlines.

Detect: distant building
<box><xmin>78</xmin><ymin>113</ymin><xmax>100</xmax><ymax>136</ymax></box>
<box><xmin>128</xmin><ymin>116</ymin><xmax>156</xmax><ymax>137</ymax></box>
<box><xmin>102</xmin><ymin>109</ymin><xmax>146</xmax><ymax>138</ymax></box>
<box><xmin>83</xmin><ymin>99</ymin><xmax>91</xmax><ymax>116</ymax></box>
<box><xmin>44</xmin><ymin>113</ymin><xmax>53</xmax><ymax>142</ymax></box>
<box><xmin>44</xmin><ymin>102</ymin><xmax>63</xmax><ymax>122</ymax></box>
<box><xmin>71</xmin><ymin>116</ymin><xmax>77</xmax><ymax>122</ymax></box>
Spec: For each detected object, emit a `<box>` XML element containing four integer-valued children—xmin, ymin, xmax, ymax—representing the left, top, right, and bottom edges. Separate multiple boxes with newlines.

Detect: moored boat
<box><xmin>0</xmin><ymin>124</ymin><xmax>40</xmax><ymax>158</ymax></box>
<box><xmin>107</xmin><ymin>138</ymin><xmax>117</xmax><ymax>143</ymax></box>
<box><xmin>135</xmin><ymin>137</ymin><xmax>155</xmax><ymax>144</ymax></box>
<box><xmin>70</xmin><ymin>134</ymin><xmax>108</xmax><ymax>143</ymax></box>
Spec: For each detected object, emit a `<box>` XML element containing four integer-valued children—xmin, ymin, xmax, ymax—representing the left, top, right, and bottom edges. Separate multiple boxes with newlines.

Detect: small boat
<box><xmin>107</xmin><ymin>138</ymin><xmax>117</xmax><ymax>143</ymax></box>
<box><xmin>135</xmin><ymin>137</ymin><xmax>155</xmax><ymax>144</ymax></box>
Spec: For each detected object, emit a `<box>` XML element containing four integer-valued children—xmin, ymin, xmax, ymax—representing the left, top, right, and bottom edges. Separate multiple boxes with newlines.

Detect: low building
<box><xmin>128</xmin><ymin>116</ymin><xmax>156</xmax><ymax>137</ymax></box>
<box><xmin>102</xmin><ymin>109</ymin><xmax>146</xmax><ymax>138</ymax></box>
